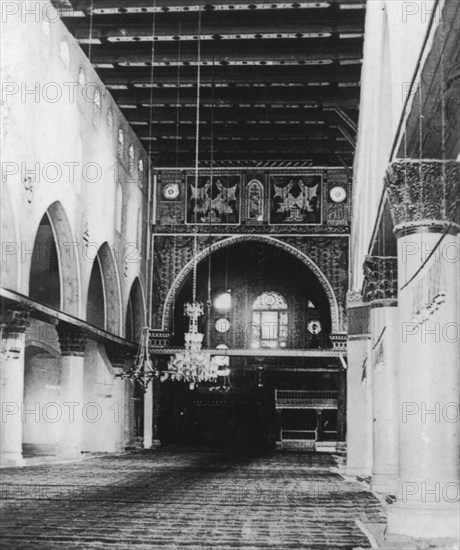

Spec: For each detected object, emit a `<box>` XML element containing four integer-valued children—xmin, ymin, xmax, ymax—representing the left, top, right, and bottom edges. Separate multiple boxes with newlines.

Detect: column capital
<box><xmin>57</xmin><ymin>322</ymin><xmax>87</xmax><ymax>356</ymax></box>
<box><xmin>384</xmin><ymin>160</ymin><xmax>460</xmax><ymax>235</ymax></box>
<box><xmin>346</xmin><ymin>290</ymin><xmax>364</xmax><ymax>308</ymax></box>
<box><xmin>0</xmin><ymin>304</ymin><xmax>30</xmax><ymax>334</ymax></box>
<box><xmin>363</xmin><ymin>256</ymin><xmax>398</xmax><ymax>304</ymax></box>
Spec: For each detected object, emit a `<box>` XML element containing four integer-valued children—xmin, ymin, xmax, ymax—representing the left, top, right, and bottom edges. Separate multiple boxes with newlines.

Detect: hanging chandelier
<box><xmin>160</xmin><ymin>5</ymin><xmax>221</xmax><ymax>386</ymax></box>
<box><xmin>161</xmin><ymin>302</ymin><xmax>218</xmax><ymax>384</ymax></box>
<box><xmin>117</xmin><ymin>327</ymin><xmax>158</xmax><ymax>390</ymax></box>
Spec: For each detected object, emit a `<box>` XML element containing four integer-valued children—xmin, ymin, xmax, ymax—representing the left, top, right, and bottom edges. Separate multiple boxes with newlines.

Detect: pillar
<box><xmin>331</xmin><ymin>334</ymin><xmax>348</xmax><ymax>451</ymax></box>
<box><xmin>152</xmin><ymin>373</ymin><xmax>162</xmax><ymax>447</ymax></box>
<box><xmin>143</xmin><ymin>381</ymin><xmax>153</xmax><ymax>448</ymax></box>
<box><xmin>337</xmin><ymin>369</ymin><xmax>347</xmax><ymax>449</ymax></box>
<box><xmin>56</xmin><ymin>322</ymin><xmax>87</xmax><ymax>459</ymax></box>
<box><xmin>363</xmin><ymin>256</ymin><xmax>399</xmax><ymax>494</ymax></box>
<box><xmin>0</xmin><ymin>306</ymin><xmax>29</xmax><ymax>467</ymax></box>
<box><xmin>385</xmin><ymin>160</ymin><xmax>460</xmax><ymax>539</ymax></box>
<box><xmin>106</xmin><ymin>343</ymin><xmax>135</xmax><ymax>450</ymax></box>
<box><xmin>346</xmin><ymin>292</ymin><xmax>373</xmax><ymax>475</ymax></box>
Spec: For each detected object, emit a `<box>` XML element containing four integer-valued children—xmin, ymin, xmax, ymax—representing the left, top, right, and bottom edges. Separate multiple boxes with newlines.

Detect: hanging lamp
<box><xmin>161</xmin><ymin>4</ymin><xmax>218</xmax><ymax>385</ymax></box>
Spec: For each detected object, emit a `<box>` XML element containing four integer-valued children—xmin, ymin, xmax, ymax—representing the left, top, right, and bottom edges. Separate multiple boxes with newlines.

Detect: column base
<box><xmin>134</xmin><ymin>437</ymin><xmax>144</xmax><ymax>450</ymax></box>
<box><xmin>387</xmin><ymin>502</ymin><xmax>460</xmax><ymax>539</ymax></box>
<box><xmin>371</xmin><ymin>473</ymin><xmax>399</xmax><ymax>494</ymax></box>
<box><xmin>1</xmin><ymin>452</ymin><xmax>25</xmax><ymax>468</ymax></box>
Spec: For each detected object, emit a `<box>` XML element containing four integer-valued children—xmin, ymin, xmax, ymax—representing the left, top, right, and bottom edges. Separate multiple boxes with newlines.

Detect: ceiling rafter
<box><xmin>54</xmin><ymin>0</ymin><xmax>366</xmax><ymax>166</ymax></box>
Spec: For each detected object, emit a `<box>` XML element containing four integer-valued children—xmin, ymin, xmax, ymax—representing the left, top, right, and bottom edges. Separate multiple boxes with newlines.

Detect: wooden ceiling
<box><xmin>56</xmin><ymin>0</ymin><xmax>366</xmax><ymax>167</ymax></box>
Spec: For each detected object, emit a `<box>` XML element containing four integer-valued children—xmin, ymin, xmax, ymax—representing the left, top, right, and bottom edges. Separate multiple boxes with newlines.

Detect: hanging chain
<box><xmin>440</xmin><ymin>17</ymin><xmax>447</xmax><ymax>217</ymax></box>
<box><xmin>147</xmin><ymin>0</ymin><xmax>157</xmax><ymax>161</ymax></box>
<box><xmin>87</xmin><ymin>0</ymin><xmax>94</xmax><ymax>62</ymax></box>
<box><xmin>192</xmin><ymin>4</ymin><xmax>203</xmax><ymax>304</ymax></box>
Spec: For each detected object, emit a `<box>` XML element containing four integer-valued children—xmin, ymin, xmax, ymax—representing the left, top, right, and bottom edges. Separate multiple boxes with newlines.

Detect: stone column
<box><xmin>0</xmin><ymin>306</ymin><xmax>29</xmax><ymax>466</ymax></box>
<box><xmin>330</xmin><ymin>334</ymin><xmax>347</xmax><ymax>451</ymax></box>
<box><xmin>385</xmin><ymin>160</ymin><xmax>459</xmax><ymax>539</ymax></box>
<box><xmin>152</xmin><ymin>373</ymin><xmax>162</xmax><ymax>447</ymax></box>
<box><xmin>143</xmin><ymin>381</ymin><xmax>153</xmax><ymax>449</ymax></box>
<box><xmin>363</xmin><ymin>256</ymin><xmax>399</xmax><ymax>494</ymax></box>
<box><xmin>337</xmin><ymin>369</ymin><xmax>347</xmax><ymax>449</ymax></box>
<box><xmin>56</xmin><ymin>322</ymin><xmax>87</xmax><ymax>459</ymax></box>
<box><xmin>346</xmin><ymin>291</ymin><xmax>373</xmax><ymax>476</ymax></box>
<box><xmin>106</xmin><ymin>343</ymin><xmax>135</xmax><ymax>450</ymax></box>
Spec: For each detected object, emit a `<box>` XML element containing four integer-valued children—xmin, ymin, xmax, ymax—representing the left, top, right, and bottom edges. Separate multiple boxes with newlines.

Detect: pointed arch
<box><xmin>162</xmin><ymin>235</ymin><xmax>340</xmax><ymax>333</ymax></box>
<box><xmin>28</xmin><ymin>201</ymin><xmax>80</xmax><ymax>316</ymax></box>
<box><xmin>86</xmin><ymin>242</ymin><xmax>122</xmax><ymax>335</ymax></box>
<box><xmin>1</xmin><ymin>184</ymin><xmax>20</xmax><ymax>290</ymax></box>
<box><xmin>126</xmin><ymin>277</ymin><xmax>146</xmax><ymax>343</ymax></box>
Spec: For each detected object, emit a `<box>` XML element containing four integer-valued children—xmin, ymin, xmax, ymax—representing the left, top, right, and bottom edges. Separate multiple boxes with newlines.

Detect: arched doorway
<box><xmin>160</xmin><ymin>240</ymin><xmax>338</xmax><ymax>450</ymax></box>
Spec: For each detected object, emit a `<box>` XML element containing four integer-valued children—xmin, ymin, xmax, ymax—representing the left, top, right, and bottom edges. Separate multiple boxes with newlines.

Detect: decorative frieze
<box><xmin>57</xmin><ymin>322</ymin><xmax>87</xmax><ymax>356</ymax></box>
<box><xmin>384</xmin><ymin>160</ymin><xmax>459</xmax><ymax>233</ymax></box>
<box><xmin>363</xmin><ymin>256</ymin><xmax>398</xmax><ymax>303</ymax></box>
<box><xmin>0</xmin><ymin>306</ymin><xmax>30</xmax><ymax>360</ymax></box>
<box><xmin>0</xmin><ymin>305</ymin><xmax>30</xmax><ymax>334</ymax></box>
<box><xmin>330</xmin><ymin>333</ymin><xmax>347</xmax><ymax>351</ymax></box>
<box><xmin>149</xmin><ymin>330</ymin><xmax>171</xmax><ymax>348</ymax></box>
<box><xmin>346</xmin><ymin>290</ymin><xmax>363</xmax><ymax>307</ymax></box>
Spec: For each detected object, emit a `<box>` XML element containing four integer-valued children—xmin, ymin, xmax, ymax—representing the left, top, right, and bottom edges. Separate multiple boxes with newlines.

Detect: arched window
<box><xmin>251</xmin><ymin>291</ymin><xmax>288</xmax><ymax>348</ymax></box>
<box><xmin>247</xmin><ymin>179</ymin><xmax>264</xmax><ymax>222</ymax></box>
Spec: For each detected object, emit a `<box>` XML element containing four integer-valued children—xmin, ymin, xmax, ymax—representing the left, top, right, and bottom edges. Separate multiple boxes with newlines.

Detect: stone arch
<box><xmin>162</xmin><ymin>235</ymin><xmax>340</xmax><ymax>333</ymax></box>
<box><xmin>86</xmin><ymin>242</ymin><xmax>122</xmax><ymax>335</ymax></box>
<box><xmin>29</xmin><ymin>201</ymin><xmax>80</xmax><ymax>316</ymax></box>
<box><xmin>126</xmin><ymin>277</ymin><xmax>146</xmax><ymax>343</ymax></box>
<box><xmin>1</xmin><ymin>184</ymin><xmax>20</xmax><ymax>290</ymax></box>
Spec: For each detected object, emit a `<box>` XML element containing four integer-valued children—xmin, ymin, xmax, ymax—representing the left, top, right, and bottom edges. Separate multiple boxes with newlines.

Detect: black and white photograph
<box><xmin>0</xmin><ymin>0</ymin><xmax>459</xmax><ymax>549</ymax></box>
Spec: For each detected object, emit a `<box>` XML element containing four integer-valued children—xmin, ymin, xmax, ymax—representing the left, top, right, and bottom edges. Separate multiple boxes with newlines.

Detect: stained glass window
<box><xmin>251</xmin><ymin>292</ymin><xmax>288</xmax><ymax>348</ymax></box>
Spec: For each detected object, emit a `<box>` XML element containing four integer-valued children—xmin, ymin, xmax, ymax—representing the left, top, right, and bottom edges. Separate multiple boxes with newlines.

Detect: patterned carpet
<box><xmin>0</xmin><ymin>446</ymin><xmax>385</xmax><ymax>549</ymax></box>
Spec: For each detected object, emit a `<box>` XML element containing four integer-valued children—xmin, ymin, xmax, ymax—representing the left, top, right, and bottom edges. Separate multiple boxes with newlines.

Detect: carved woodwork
<box><xmin>363</xmin><ymin>256</ymin><xmax>398</xmax><ymax>302</ymax></box>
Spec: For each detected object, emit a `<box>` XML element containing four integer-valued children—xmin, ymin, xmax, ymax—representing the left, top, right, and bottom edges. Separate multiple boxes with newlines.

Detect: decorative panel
<box><xmin>269</xmin><ymin>174</ymin><xmax>322</xmax><ymax>225</ymax></box>
<box><xmin>157</xmin><ymin>170</ymin><xmax>186</xmax><ymax>225</ymax></box>
<box><xmin>186</xmin><ymin>174</ymin><xmax>241</xmax><ymax>224</ymax></box>
<box><xmin>154</xmin><ymin>167</ymin><xmax>351</xmax><ymax>233</ymax></box>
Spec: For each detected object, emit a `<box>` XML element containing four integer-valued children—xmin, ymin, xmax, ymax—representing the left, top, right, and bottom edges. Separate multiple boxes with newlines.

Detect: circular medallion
<box><xmin>329</xmin><ymin>186</ymin><xmax>347</xmax><ymax>203</ymax></box>
<box><xmin>307</xmin><ymin>319</ymin><xmax>322</xmax><ymax>335</ymax></box>
<box><xmin>163</xmin><ymin>183</ymin><xmax>180</xmax><ymax>200</ymax></box>
<box><xmin>215</xmin><ymin>318</ymin><xmax>230</xmax><ymax>333</ymax></box>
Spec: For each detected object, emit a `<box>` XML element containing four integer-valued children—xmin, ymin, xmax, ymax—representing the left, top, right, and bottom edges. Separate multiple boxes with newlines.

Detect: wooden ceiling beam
<box><xmin>150</xmin><ymin>152</ymin><xmax>353</xmax><ymax>166</ymax></box>
<box><xmin>141</xmin><ymin>140</ymin><xmax>353</xmax><ymax>152</ymax></box>
<box><xmin>110</xmin><ymin>86</ymin><xmax>359</xmax><ymax>103</ymax></box>
<box><xmin>88</xmin><ymin>43</ymin><xmax>363</xmax><ymax>66</ymax></box>
<box><xmin>134</xmin><ymin>124</ymin><xmax>341</xmax><ymax>138</ymax></box>
<box><xmin>70</xmin><ymin>22</ymin><xmax>364</xmax><ymax>41</ymax></box>
<box><xmin>100</xmin><ymin>66</ymin><xmax>361</xmax><ymax>86</ymax></box>
<box><xmin>62</xmin><ymin>0</ymin><xmax>366</xmax><ymax>15</ymax></box>
<box><xmin>123</xmin><ymin>106</ymin><xmax>357</xmax><ymax>123</ymax></box>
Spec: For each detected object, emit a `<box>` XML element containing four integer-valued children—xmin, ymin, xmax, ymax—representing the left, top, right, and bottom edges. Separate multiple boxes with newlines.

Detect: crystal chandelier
<box><xmin>161</xmin><ymin>302</ymin><xmax>218</xmax><ymax>384</ymax></box>
<box><xmin>160</xmin><ymin>9</ymin><xmax>220</xmax><ymax>386</ymax></box>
